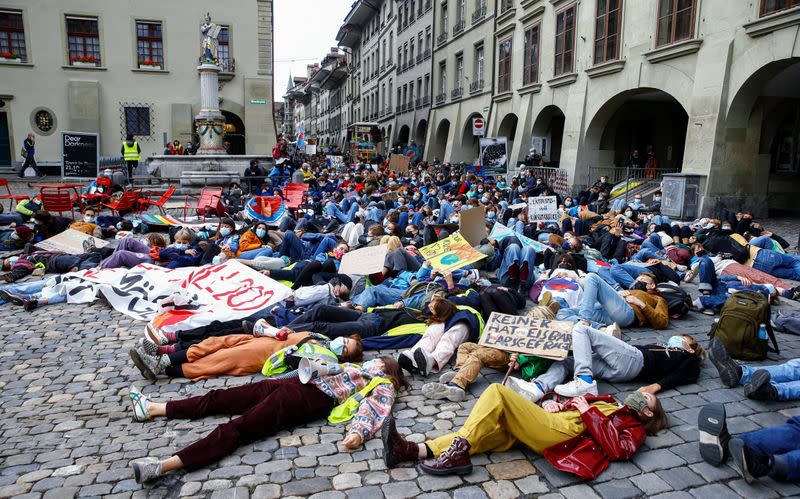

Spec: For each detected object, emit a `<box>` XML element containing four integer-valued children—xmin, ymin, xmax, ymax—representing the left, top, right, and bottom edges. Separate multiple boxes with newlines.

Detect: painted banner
<box><xmin>479</xmin><ymin>137</ymin><xmax>508</xmax><ymax>175</ymax></box>
<box><xmin>488</xmin><ymin>222</ymin><xmax>549</xmax><ymax>253</ymax></box>
<box><xmin>338</xmin><ymin>244</ymin><xmax>389</xmax><ymax>275</ymax></box>
<box><xmin>527</xmin><ymin>196</ymin><xmax>559</xmax><ymax>222</ymax></box>
<box><xmin>43</xmin><ymin>260</ymin><xmax>292</xmax><ymax>333</ymax></box>
<box><xmin>36</xmin><ymin>229</ymin><xmax>110</xmax><ymax>255</ymax></box>
<box><xmin>418</xmin><ymin>233</ymin><xmax>487</xmax><ymax>273</ymax></box>
<box><xmin>478</xmin><ymin>312</ymin><xmax>573</xmax><ymax>360</ymax></box>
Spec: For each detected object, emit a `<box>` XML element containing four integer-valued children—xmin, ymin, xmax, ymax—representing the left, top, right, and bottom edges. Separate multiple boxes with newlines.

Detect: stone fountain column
<box><xmin>195</xmin><ymin>61</ymin><xmax>227</xmax><ymax>155</ymax></box>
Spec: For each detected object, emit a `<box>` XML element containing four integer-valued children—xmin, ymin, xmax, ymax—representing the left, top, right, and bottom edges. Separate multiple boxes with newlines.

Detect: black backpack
<box><xmin>657</xmin><ymin>283</ymin><xmax>692</xmax><ymax>319</ymax></box>
<box><xmin>709</xmin><ymin>291</ymin><xmax>779</xmax><ymax>360</ymax></box>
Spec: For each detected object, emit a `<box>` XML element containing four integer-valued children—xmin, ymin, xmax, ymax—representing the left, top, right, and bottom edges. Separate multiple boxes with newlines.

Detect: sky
<box><xmin>273</xmin><ymin>0</ymin><xmax>354</xmax><ymax>101</ymax></box>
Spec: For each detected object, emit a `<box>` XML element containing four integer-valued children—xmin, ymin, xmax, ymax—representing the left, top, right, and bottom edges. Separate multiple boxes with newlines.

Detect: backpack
<box><xmin>656</xmin><ymin>283</ymin><xmax>692</xmax><ymax>319</ymax></box>
<box><xmin>709</xmin><ymin>290</ymin><xmax>779</xmax><ymax>360</ymax></box>
<box><xmin>20</xmin><ymin>146</ymin><xmax>27</xmax><ymax>158</ymax></box>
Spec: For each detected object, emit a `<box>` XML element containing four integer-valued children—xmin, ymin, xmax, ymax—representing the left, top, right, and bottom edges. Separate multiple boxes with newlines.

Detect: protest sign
<box><xmin>305</xmin><ymin>144</ymin><xmax>317</xmax><ymax>155</ymax></box>
<box><xmin>479</xmin><ymin>137</ymin><xmax>508</xmax><ymax>175</ymax></box>
<box><xmin>327</xmin><ymin>155</ymin><xmax>344</xmax><ymax>168</ymax></box>
<box><xmin>509</xmin><ymin>202</ymin><xmax>528</xmax><ymax>211</ymax></box>
<box><xmin>418</xmin><ymin>233</ymin><xmax>486</xmax><ymax>273</ymax></box>
<box><xmin>35</xmin><ymin>229</ymin><xmax>110</xmax><ymax>255</ymax></box>
<box><xmin>338</xmin><ymin>244</ymin><xmax>389</xmax><ymax>275</ymax></box>
<box><xmin>527</xmin><ymin>196</ymin><xmax>559</xmax><ymax>223</ymax></box>
<box><xmin>459</xmin><ymin>206</ymin><xmax>486</xmax><ymax>246</ymax></box>
<box><xmin>388</xmin><ymin>154</ymin><xmax>410</xmax><ymax>175</ymax></box>
<box><xmin>488</xmin><ymin>222</ymin><xmax>549</xmax><ymax>252</ymax></box>
<box><xmin>478</xmin><ymin>312</ymin><xmax>573</xmax><ymax>360</ymax></box>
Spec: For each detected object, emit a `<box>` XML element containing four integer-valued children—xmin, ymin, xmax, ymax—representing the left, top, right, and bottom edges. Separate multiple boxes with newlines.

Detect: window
<box><xmin>136</xmin><ymin>21</ymin><xmax>163</xmax><ymax>66</ymax></box>
<box><xmin>474</xmin><ymin>44</ymin><xmax>484</xmax><ymax>82</ymax></box>
<box><xmin>455</xmin><ymin>54</ymin><xmax>464</xmax><ymax>89</ymax></box>
<box><xmin>441</xmin><ymin>4</ymin><xmax>449</xmax><ymax>32</ymax></box>
<box><xmin>424</xmin><ymin>73</ymin><xmax>431</xmax><ymax>97</ymax></box>
<box><xmin>523</xmin><ymin>24</ymin><xmax>540</xmax><ymax>84</ymax></box>
<box><xmin>554</xmin><ymin>4</ymin><xmax>576</xmax><ymax>76</ymax></box>
<box><xmin>125</xmin><ymin>106</ymin><xmax>151</xmax><ymax>136</ymax></box>
<box><xmin>458</xmin><ymin>0</ymin><xmax>466</xmax><ymax>22</ymax></box>
<box><xmin>218</xmin><ymin>25</ymin><xmax>231</xmax><ymax>70</ymax></box>
<box><xmin>761</xmin><ymin>0</ymin><xmax>799</xmax><ymax>16</ymax></box>
<box><xmin>594</xmin><ymin>0</ymin><xmax>621</xmax><ymax>64</ymax></box>
<box><xmin>439</xmin><ymin>62</ymin><xmax>447</xmax><ymax>94</ymax></box>
<box><xmin>0</xmin><ymin>10</ymin><xmax>26</xmax><ymax>61</ymax></box>
<box><xmin>500</xmin><ymin>0</ymin><xmax>514</xmax><ymax>14</ymax></box>
<box><xmin>497</xmin><ymin>38</ymin><xmax>512</xmax><ymax>92</ymax></box>
<box><xmin>66</xmin><ymin>16</ymin><xmax>100</xmax><ymax>65</ymax></box>
<box><xmin>656</xmin><ymin>0</ymin><xmax>696</xmax><ymax>47</ymax></box>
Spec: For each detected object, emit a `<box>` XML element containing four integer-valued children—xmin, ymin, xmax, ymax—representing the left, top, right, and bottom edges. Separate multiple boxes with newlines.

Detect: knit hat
<box><xmin>14</xmin><ymin>225</ymin><xmax>33</xmax><ymax>241</ymax></box>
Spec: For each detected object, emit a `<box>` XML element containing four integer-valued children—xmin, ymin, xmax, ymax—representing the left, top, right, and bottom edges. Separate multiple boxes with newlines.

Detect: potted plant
<box><xmin>0</xmin><ymin>51</ymin><xmax>22</xmax><ymax>63</ymax></box>
<box><xmin>70</xmin><ymin>55</ymin><xmax>97</xmax><ymax>67</ymax></box>
<box><xmin>138</xmin><ymin>58</ymin><xmax>161</xmax><ymax>70</ymax></box>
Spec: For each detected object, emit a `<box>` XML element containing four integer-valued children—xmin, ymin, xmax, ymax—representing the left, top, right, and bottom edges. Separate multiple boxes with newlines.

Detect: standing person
<box><xmin>20</xmin><ymin>132</ymin><xmax>44</xmax><ymax>178</ymax></box>
<box><xmin>121</xmin><ymin>134</ymin><xmax>141</xmax><ymax>180</ymax></box>
<box><xmin>645</xmin><ymin>151</ymin><xmax>660</xmax><ymax>179</ymax></box>
<box><xmin>626</xmin><ymin>149</ymin><xmax>643</xmax><ymax>176</ymax></box>
<box><xmin>244</xmin><ymin>160</ymin><xmax>265</xmax><ymax>194</ymax></box>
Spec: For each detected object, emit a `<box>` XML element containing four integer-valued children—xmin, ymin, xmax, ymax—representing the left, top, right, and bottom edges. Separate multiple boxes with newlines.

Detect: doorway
<box><xmin>0</xmin><ymin>113</ymin><xmax>11</xmax><ymax>168</ymax></box>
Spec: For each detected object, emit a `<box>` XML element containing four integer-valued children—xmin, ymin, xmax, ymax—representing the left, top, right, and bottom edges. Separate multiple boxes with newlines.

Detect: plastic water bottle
<box><xmin>758</xmin><ymin>323</ymin><xmax>768</xmax><ymax>340</ymax></box>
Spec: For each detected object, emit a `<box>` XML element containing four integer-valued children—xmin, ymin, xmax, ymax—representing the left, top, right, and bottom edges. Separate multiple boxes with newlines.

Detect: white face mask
<box><xmin>625</xmin><ymin>211</ymin><xmax>633</xmax><ymax>218</ymax></box>
<box><xmin>174</xmin><ymin>243</ymin><xmax>188</xmax><ymax>250</ymax></box>
<box><xmin>330</xmin><ymin>337</ymin><xmax>345</xmax><ymax>356</ymax></box>
<box><xmin>84</xmin><ymin>216</ymin><xmax>94</xmax><ymax>223</ymax></box>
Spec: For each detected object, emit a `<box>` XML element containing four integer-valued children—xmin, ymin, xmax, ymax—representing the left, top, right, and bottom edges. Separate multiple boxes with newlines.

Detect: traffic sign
<box><xmin>472</xmin><ymin>117</ymin><xmax>485</xmax><ymax>136</ymax></box>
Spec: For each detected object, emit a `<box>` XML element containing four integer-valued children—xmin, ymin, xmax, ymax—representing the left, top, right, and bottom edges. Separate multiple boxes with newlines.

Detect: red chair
<box><xmin>137</xmin><ymin>185</ymin><xmax>176</xmax><ymax>215</ymax></box>
<box><xmin>0</xmin><ymin>178</ymin><xmax>30</xmax><ymax>210</ymax></box>
<box><xmin>183</xmin><ymin>187</ymin><xmax>225</xmax><ymax>222</ymax></box>
<box><xmin>80</xmin><ymin>177</ymin><xmax>112</xmax><ymax>206</ymax></box>
<box><xmin>40</xmin><ymin>187</ymin><xmax>77</xmax><ymax>219</ymax></box>
<box><xmin>101</xmin><ymin>188</ymin><xmax>143</xmax><ymax>216</ymax></box>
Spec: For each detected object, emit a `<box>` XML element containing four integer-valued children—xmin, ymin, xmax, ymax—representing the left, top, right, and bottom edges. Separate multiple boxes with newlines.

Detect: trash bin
<box><xmin>661</xmin><ymin>173</ymin><xmax>705</xmax><ymax>219</ymax></box>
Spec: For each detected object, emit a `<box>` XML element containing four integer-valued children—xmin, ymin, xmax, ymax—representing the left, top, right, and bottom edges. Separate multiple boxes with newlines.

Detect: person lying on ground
<box><xmin>708</xmin><ymin>338</ymin><xmax>800</xmax><ymax>401</ymax></box>
<box><xmin>128</xmin><ymin>356</ymin><xmax>408</xmax><ymax>482</ymax></box>
<box><xmin>98</xmin><ymin>233</ymin><xmax>167</xmax><ymax>269</ymax></box>
<box><xmin>157</xmin><ymin>228</ymin><xmax>202</xmax><ymax>269</ymax></box>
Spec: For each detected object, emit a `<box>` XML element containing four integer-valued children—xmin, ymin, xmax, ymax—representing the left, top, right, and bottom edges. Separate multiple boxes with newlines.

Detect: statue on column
<box><xmin>200</xmin><ymin>13</ymin><xmax>222</xmax><ymax>65</ymax></box>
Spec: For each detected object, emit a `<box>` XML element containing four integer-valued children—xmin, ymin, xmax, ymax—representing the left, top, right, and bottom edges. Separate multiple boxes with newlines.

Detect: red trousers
<box><xmin>166</xmin><ymin>377</ymin><xmax>335</xmax><ymax>469</ymax></box>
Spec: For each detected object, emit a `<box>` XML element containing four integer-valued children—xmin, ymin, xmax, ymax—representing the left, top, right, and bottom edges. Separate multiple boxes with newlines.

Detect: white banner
<box><xmin>45</xmin><ymin>260</ymin><xmax>292</xmax><ymax>332</ymax></box>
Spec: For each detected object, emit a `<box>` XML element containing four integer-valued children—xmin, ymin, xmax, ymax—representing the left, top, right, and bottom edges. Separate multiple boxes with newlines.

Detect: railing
<box><xmin>416</xmin><ymin>54</ymin><xmax>424</xmax><ymax>64</ymax></box>
<box><xmin>437</xmin><ymin>31</ymin><xmax>448</xmax><ymax>46</ymax></box>
<box><xmin>415</xmin><ymin>97</ymin><xmax>423</xmax><ymax>108</ymax></box>
<box><xmin>409</xmin><ymin>12</ymin><xmax>416</xmax><ymax>22</ymax></box>
<box><xmin>472</xmin><ymin>4</ymin><xmax>487</xmax><ymax>24</ymax></box>
<box><xmin>451</xmin><ymin>87</ymin><xmax>463</xmax><ymax>99</ymax></box>
<box><xmin>435</xmin><ymin>92</ymin><xmax>447</xmax><ymax>104</ymax></box>
<box><xmin>469</xmin><ymin>79</ymin><xmax>484</xmax><ymax>93</ymax></box>
<box><xmin>408</xmin><ymin>58</ymin><xmax>415</xmax><ymax>68</ymax></box>
<box><xmin>422</xmin><ymin>95</ymin><xmax>430</xmax><ymax>106</ymax></box>
<box><xmin>586</xmin><ymin>165</ymin><xmax>679</xmax><ymax>188</ymax></box>
<box><xmin>425</xmin><ymin>0</ymin><xmax>432</xmax><ymax>11</ymax></box>
<box><xmin>453</xmin><ymin>19</ymin><xmax>465</xmax><ymax>36</ymax></box>
<box><xmin>424</xmin><ymin>48</ymin><xmax>431</xmax><ymax>59</ymax></box>
<box><xmin>380</xmin><ymin>64</ymin><xmax>385</xmax><ymax>73</ymax></box>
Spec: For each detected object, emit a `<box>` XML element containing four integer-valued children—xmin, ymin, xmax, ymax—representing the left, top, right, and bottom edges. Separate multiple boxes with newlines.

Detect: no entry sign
<box><xmin>472</xmin><ymin>117</ymin><xmax>485</xmax><ymax>136</ymax></box>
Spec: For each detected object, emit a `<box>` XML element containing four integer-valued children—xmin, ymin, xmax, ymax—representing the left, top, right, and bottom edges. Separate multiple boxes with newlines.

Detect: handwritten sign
<box><xmin>478</xmin><ymin>312</ymin><xmax>573</xmax><ymax>360</ymax></box>
<box><xmin>459</xmin><ymin>206</ymin><xmax>486</xmax><ymax>246</ymax></box>
<box><xmin>388</xmin><ymin>154</ymin><xmax>410</xmax><ymax>175</ymax></box>
<box><xmin>35</xmin><ymin>229</ymin><xmax>110</xmax><ymax>255</ymax></box>
<box><xmin>338</xmin><ymin>244</ymin><xmax>389</xmax><ymax>275</ymax></box>
<box><xmin>527</xmin><ymin>196</ymin><xmax>559</xmax><ymax>223</ymax></box>
<box><xmin>418</xmin><ymin>233</ymin><xmax>486</xmax><ymax>273</ymax></box>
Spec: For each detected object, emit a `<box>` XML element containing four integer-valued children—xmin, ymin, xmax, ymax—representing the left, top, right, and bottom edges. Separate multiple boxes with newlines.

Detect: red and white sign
<box><xmin>472</xmin><ymin>117</ymin><xmax>485</xmax><ymax>136</ymax></box>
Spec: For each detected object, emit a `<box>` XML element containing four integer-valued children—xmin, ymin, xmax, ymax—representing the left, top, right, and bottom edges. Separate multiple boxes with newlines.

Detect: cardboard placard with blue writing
<box><xmin>418</xmin><ymin>233</ymin><xmax>487</xmax><ymax>273</ymax></box>
<box><xmin>478</xmin><ymin>312</ymin><xmax>573</xmax><ymax>360</ymax></box>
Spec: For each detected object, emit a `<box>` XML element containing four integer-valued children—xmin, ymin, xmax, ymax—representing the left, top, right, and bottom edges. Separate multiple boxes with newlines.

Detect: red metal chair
<box><xmin>80</xmin><ymin>177</ymin><xmax>112</xmax><ymax>206</ymax></box>
<box><xmin>40</xmin><ymin>187</ymin><xmax>77</xmax><ymax>219</ymax></box>
<box><xmin>182</xmin><ymin>187</ymin><xmax>225</xmax><ymax>222</ymax></box>
<box><xmin>0</xmin><ymin>178</ymin><xmax>30</xmax><ymax>210</ymax></box>
<box><xmin>101</xmin><ymin>187</ymin><xmax>143</xmax><ymax>216</ymax></box>
<box><xmin>137</xmin><ymin>185</ymin><xmax>176</xmax><ymax>215</ymax></box>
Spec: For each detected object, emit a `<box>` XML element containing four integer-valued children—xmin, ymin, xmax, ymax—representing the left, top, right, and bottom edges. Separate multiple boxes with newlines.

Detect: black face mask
<box><xmin>632</xmin><ymin>281</ymin><xmax>649</xmax><ymax>292</ymax></box>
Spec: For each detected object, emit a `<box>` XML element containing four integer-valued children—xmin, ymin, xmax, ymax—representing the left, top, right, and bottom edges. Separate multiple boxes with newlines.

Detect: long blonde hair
<box><xmin>380</xmin><ymin>235</ymin><xmax>402</xmax><ymax>252</ymax></box>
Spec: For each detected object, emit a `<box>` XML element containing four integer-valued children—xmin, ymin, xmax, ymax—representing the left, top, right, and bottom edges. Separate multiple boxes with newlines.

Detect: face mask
<box><xmin>7</xmin><ymin>256</ymin><xmax>19</xmax><ymax>266</ymax></box>
<box><xmin>487</xmin><ymin>211</ymin><xmax>496</xmax><ymax>219</ymax></box>
<box><xmin>256</xmin><ymin>228</ymin><xmax>267</xmax><ymax>239</ymax></box>
<box><xmin>116</xmin><ymin>222</ymin><xmax>124</xmax><ymax>230</ymax></box>
<box><xmin>624</xmin><ymin>391</ymin><xmax>649</xmax><ymax>413</ymax></box>
<box><xmin>565</xmin><ymin>201</ymin><xmax>572</xmax><ymax>207</ymax></box>
<box><xmin>478</xmin><ymin>189</ymin><xmax>484</xmax><ymax>193</ymax></box>
<box><xmin>632</xmin><ymin>281</ymin><xmax>648</xmax><ymax>292</ymax></box>
<box><xmin>231</xmin><ymin>188</ymin><xmax>242</xmax><ymax>196</ymax></box>
<box><xmin>361</xmin><ymin>359</ymin><xmax>382</xmax><ymax>372</ymax></box>
<box><xmin>481</xmin><ymin>197</ymin><xmax>489</xmax><ymax>204</ymax></box>
<box><xmin>601</xmin><ymin>179</ymin><xmax>607</xmax><ymax>184</ymax></box>
<box><xmin>329</xmin><ymin>337</ymin><xmax>345</xmax><ymax>356</ymax></box>
<box><xmin>333</xmin><ymin>249</ymin><xmax>346</xmax><ymax>259</ymax></box>
<box><xmin>212</xmin><ymin>255</ymin><xmax>222</xmax><ymax>265</ymax></box>
<box><xmin>704</xmin><ymin>223</ymin><xmax>715</xmax><ymax>230</ymax></box>
<box><xmin>220</xmin><ymin>227</ymin><xmax>232</xmax><ymax>237</ymax></box>
<box><xmin>625</xmin><ymin>211</ymin><xmax>633</xmax><ymax>218</ymax></box>
<box><xmin>174</xmin><ymin>243</ymin><xmax>188</xmax><ymax>250</ymax></box>
<box><xmin>84</xmin><ymin>216</ymin><xmax>94</xmax><ymax>223</ymax></box>
<box><xmin>536</xmin><ymin>181</ymin><xmax>542</xmax><ymax>185</ymax></box>
<box><xmin>653</xmin><ymin>196</ymin><xmax>661</xmax><ymax>201</ymax></box>
<box><xmin>458</xmin><ymin>277</ymin><xmax>472</xmax><ymax>287</ymax></box>
<box><xmin>667</xmin><ymin>336</ymin><xmax>685</xmax><ymax>350</ymax></box>
<box><xmin>634</xmin><ymin>198</ymin><xmax>642</xmax><ymax>203</ymax></box>
<box><xmin>721</xmin><ymin>225</ymin><xmax>732</xmax><ymax>231</ymax></box>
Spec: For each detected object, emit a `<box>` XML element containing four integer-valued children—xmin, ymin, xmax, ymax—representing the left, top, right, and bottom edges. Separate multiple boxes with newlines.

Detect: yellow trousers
<box><xmin>427</xmin><ymin>384</ymin><xmax>620</xmax><ymax>456</ymax></box>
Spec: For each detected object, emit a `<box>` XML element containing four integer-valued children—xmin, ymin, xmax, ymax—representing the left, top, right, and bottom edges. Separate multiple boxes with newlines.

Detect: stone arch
<box><xmin>415</xmin><ymin>119</ymin><xmax>428</xmax><ymax>146</ymax></box>
<box><xmin>531</xmin><ymin>106</ymin><xmax>566</xmax><ymax>167</ymax></box>
<box><xmin>429</xmin><ymin>119</ymin><xmax>450</xmax><ymax>161</ymax></box>
<box><xmin>398</xmin><ymin>124</ymin><xmax>411</xmax><ymax>145</ymax></box>
<box><xmin>221</xmin><ymin>110</ymin><xmax>246</xmax><ymax>155</ymax></box>
<box><xmin>456</xmin><ymin>112</ymin><xmax>484</xmax><ymax>163</ymax></box>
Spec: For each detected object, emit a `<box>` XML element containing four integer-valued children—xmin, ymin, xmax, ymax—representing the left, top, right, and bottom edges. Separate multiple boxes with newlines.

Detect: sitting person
<box><xmin>505</xmin><ymin>322</ymin><xmax>704</xmax><ymax>400</ymax></box>
<box><xmin>382</xmin><ymin>385</ymin><xmax>667</xmax><ymax>479</ymax></box>
<box><xmin>699</xmin><ymin>402</ymin><xmax>798</xmax><ymax>483</ymax></box>
<box><xmin>236</xmin><ymin>222</ymin><xmax>276</xmax><ymax>260</ymax></box>
<box><xmin>157</xmin><ymin>229</ymin><xmax>202</xmax><ymax>269</ymax></box>
<box><xmin>128</xmin><ymin>356</ymin><xmax>408</xmax><ymax>482</ymax></box>
<box><xmin>200</xmin><ymin>218</ymin><xmax>240</xmax><ymax>265</ymax></box>
<box><xmin>708</xmin><ymin>338</ymin><xmax>799</xmax><ymax>401</ymax></box>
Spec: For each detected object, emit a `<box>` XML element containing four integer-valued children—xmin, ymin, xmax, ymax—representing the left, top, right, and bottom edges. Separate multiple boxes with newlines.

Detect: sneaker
<box><xmin>419</xmin><ymin>436</ymin><xmax>473</xmax><ymax>476</ymax></box>
<box><xmin>743</xmin><ymin>370</ymin><xmax>779</xmax><ymax>401</ymax></box>
<box><xmin>422</xmin><ymin>382</ymin><xmax>466</xmax><ymax>402</ymax></box>
<box><xmin>506</xmin><ymin>377</ymin><xmax>545</xmax><ymax>402</ymax></box>
<box><xmin>129</xmin><ymin>385</ymin><xmax>150</xmax><ymax>422</ymax></box>
<box><xmin>241</xmin><ymin>319</ymin><xmax>255</xmax><ymax>335</ymax></box>
<box><xmin>708</xmin><ymin>338</ymin><xmax>742</xmax><ymax>388</ymax></box>
<box><xmin>82</xmin><ymin>237</ymin><xmax>96</xmax><ymax>253</ymax></box>
<box><xmin>414</xmin><ymin>348</ymin><xmax>433</xmax><ymax>377</ymax></box>
<box><xmin>538</xmin><ymin>291</ymin><xmax>553</xmax><ymax>307</ymax></box>
<box><xmin>0</xmin><ymin>290</ymin><xmax>23</xmax><ymax>305</ymax></box>
<box><xmin>547</xmin><ymin>300</ymin><xmax>560</xmax><ymax>315</ymax></box>
<box><xmin>139</xmin><ymin>337</ymin><xmax>159</xmax><ymax>357</ymax></box>
<box><xmin>438</xmin><ymin>371</ymin><xmax>457</xmax><ymax>384</ymax></box>
<box><xmin>554</xmin><ymin>377</ymin><xmax>599</xmax><ymax>398</ymax></box>
<box><xmin>791</xmin><ymin>286</ymin><xmax>800</xmax><ymax>302</ymax></box>
<box><xmin>397</xmin><ymin>351</ymin><xmax>417</xmax><ymax>374</ymax></box>
<box><xmin>22</xmin><ymin>298</ymin><xmax>38</xmax><ymax>311</ymax></box>
<box><xmin>729</xmin><ymin>437</ymin><xmax>773</xmax><ymax>484</ymax></box>
<box><xmin>698</xmin><ymin>403</ymin><xmax>730</xmax><ymax>466</ymax></box>
<box><xmin>129</xmin><ymin>348</ymin><xmax>167</xmax><ymax>381</ymax></box>
<box><xmin>145</xmin><ymin>323</ymin><xmax>170</xmax><ymax>346</ymax></box>
<box><xmin>604</xmin><ymin>323</ymin><xmax>622</xmax><ymax>339</ymax></box>
<box><xmin>131</xmin><ymin>457</ymin><xmax>162</xmax><ymax>483</ymax></box>
<box><xmin>381</xmin><ymin>415</ymin><xmax>419</xmax><ymax>468</ymax></box>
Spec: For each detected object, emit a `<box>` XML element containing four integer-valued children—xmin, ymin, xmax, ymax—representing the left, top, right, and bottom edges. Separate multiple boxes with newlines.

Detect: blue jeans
<box><xmin>753</xmin><ymin>250</ymin><xmax>800</xmax><ymax>280</ymax></box>
<box><xmin>325</xmin><ymin>202</ymin><xmax>359</xmax><ymax>223</ymax></box>
<box><xmin>749</xmin><ymin>235</ymin><xmax>782</xmax><ymax>252</ymax></box>
<box><xmin>238</xmin><ymin>247</ymin><xmax>274</xmax><ymax>260</ymax></box>
<box><xmin>598</xmin><ymin>264</ymin><xmax>646</xmax><ymax>290</ymax></box>
<box><xmin>498</xmin><ymin>243</ymin><xmax>537</xmax><ymax>287</ymax></box>
<box><xmin>739</xmin><ymin>416</ymin><xmax>800</xmax><ymax>481</ymax></box>
<box><xmin>279</xmin><ymin>232</ymin><xmax>333</xmax><ymax>261</ymax></box>
<box><xmin>437</xmin><ymin>201</ymin><xmax>455</xmax><ymax>224</ymax></box>
<box><xmin>741</xmin><ymin>359</ymin><xmax>800</xmax><ymax>401</ymax></box>
<box><xmin>352</xmin><ymin>285</ymin><xmax>404</xmax><ymax>309</ymax></box>
<box><xmin>696</xmin><ymin>256</ymin><xmax>771</xmax><ymax>309</ymax></box>
<box><xmin>0</xmin><ymin>280</ymin><xmax>66</xmax><ymax>305</ymax></box>
<box><xmin>364</xmin><ymin>207</ymin><xmax>383</xmax><ymax>223</ymax></box>
<box><xmin>557</xmin><ymin>273</ymin><xmax>636</xmax><ymax>328</ymax></box>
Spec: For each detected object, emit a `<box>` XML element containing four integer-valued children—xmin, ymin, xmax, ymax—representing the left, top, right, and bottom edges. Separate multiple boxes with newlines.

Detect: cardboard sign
<box><xmin>488</xmin><ymin>222</ymin><xmax>549</xmax><ymax>253</ymax></box>
<box><xmin>527</xmin><ymin>196</ymin><xmax>559</xmax><ymax>222</ymax></box>
<box><xmin>478</xmin><ymin>312</ymin><xmax>573</xmax><ymax>360</ymax></box>
<box><xmin>35</xmin><ymin>229</ymin><xmax>110</xmax><ymax>255</ymax></box>
<box><xmin>338</xmin><ymin>244</ymin><xmax>389</xmax><ymax>275</ymax></box>
<box><xmin>418</xmin><ymin>233</ymin><xmax>487</xmax><ymax>273</ymax></box>
<box><xmin>388</xmin><ymin>154</ymin><xmax>410</xmax><ymax>175</ymax></box>
<box><xmin>459</xmin><ymin>206</ymin><xmax>487</xmax><ymax>246</ymax></box>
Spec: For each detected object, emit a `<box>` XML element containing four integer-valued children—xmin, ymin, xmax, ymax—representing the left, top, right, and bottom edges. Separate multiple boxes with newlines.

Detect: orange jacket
<box><xmin>236</xmin><ymin>230</ymin><xmax>264</xmax><ymax>256</ymax></box>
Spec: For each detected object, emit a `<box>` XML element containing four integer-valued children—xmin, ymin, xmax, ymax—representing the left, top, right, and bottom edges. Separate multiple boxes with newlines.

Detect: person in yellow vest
<box><xmin>121</xmin><ymin>134</ymin><xmax>141</xmax><ymax>179</ymax></box>
<box><xmin>125</xmin><ymin>356</ymin><xmax>408</xmax><ymax>483</ymax></box>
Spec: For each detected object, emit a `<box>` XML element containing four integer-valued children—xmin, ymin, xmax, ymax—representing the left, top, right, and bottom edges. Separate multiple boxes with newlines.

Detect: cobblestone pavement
<box><xmin>0</xmin><ymin>220</ymin><xmax>799</xmax><ymax>499</ymax></box>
